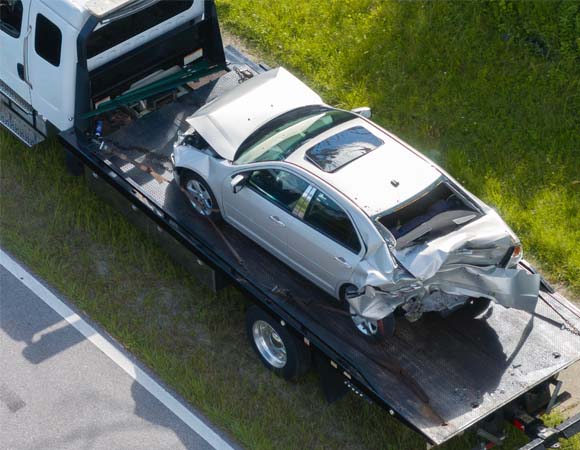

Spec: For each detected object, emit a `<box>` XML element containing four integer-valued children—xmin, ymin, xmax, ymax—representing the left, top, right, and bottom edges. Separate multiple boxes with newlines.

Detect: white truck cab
<box><xmin>1</xmin><ymin>0</ymin><xmax>223</xmax><ymax>146</ymax></box>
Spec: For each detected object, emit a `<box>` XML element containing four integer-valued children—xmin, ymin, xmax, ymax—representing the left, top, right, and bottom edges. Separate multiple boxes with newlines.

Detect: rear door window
<box><xmin>1</xmin><ymin>0</ymin><xmax>23</xmax><ymax>38</ymax></box>
<box><xmin>35</xmin><ymin>14</ymin><xmax>62</xmax><ymax>66</ymax></box>
<box><xmin>304</xmin><ymin>191</ymin><xmax>361</xmax><ymax>253</ymax></box>
<box><xmin>87</xmin><ymin>0</ymin><xmax>193</xmax><ymax>58</ymax></box>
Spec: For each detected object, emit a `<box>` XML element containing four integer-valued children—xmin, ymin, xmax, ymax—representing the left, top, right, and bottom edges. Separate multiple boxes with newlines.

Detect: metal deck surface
<box><xmin>62</xmin><ymin>56</ymin><xmax>580</xmax><ymax>445</ymax></box>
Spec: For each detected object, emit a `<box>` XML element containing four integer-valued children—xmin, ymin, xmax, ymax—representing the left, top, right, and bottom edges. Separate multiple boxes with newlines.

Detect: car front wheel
<box><xmin>180</xmin><ymin>170</ymin><xmax>221</xmax><ymax>221</ymax></box>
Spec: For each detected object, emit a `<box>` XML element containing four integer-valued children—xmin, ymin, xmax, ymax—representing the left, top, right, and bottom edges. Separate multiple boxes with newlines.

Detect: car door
<box><xmin>285</xmin><ymin>189</ymin><xmax>364</xmax><ymax>294</ymax></box>
<box><xmin>0</xmin><ymin>0</ymin><xmax>32</xmax><ymax>104</ymax></box>
<box><xmin>222</xmin><ymin>168</ymin><xmax>309</xmax><ymax>263</ymax></box>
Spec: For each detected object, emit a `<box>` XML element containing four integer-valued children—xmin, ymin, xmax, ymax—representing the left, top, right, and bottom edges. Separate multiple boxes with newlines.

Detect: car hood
<box><xmin>186</xmin><ymin>67</ymin><xmax>322</xmax><ymax>161</ymax></box>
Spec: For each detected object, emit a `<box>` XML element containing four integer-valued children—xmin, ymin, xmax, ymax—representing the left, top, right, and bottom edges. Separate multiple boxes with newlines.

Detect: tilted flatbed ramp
<box><xmin>60</xmin><ymin>49</ymin><xmax>580</xmax><ymax>446</ymax></box>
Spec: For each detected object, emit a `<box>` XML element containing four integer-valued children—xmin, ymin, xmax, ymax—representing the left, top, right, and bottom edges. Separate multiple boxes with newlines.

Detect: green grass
<box><xmin>218</xmin><ymin>0</ymin><xmax>580</xmax><ymax>294</ymax></box>
<box><xmin>1</xmin><ymin>2</ymin><xmax>579</xmax><ymax>449</ymax></box>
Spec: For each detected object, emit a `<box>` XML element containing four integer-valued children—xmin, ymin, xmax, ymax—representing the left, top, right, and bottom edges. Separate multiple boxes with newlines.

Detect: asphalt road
<box><xmin>0</xmin><ymin>261</ymin><xmax>237</xmax><ymax>450</ymax></box>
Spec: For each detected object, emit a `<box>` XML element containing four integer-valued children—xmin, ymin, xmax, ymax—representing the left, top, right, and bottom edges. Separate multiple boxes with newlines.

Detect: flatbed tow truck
<box><xmin>2</xmin><ymin>1</ymin><xmax>580</xmax><ymax>448</ymax></box>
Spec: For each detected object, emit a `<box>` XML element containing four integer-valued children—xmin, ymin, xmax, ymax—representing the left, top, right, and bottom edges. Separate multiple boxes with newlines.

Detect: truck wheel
<box><xmin>64</xmin><ymin>149</ymin><xmax>84</xmax><ymax>176</ymax></box>
<box><xmin>350</xmin><ymin>306</ymin><xmax>395</xmax><ymax>343</ymax></box>
<box><xmin>245</xmin><ymin>306</ymin><xmax>311</xmax><ymax>380</ymax></box>
<box><xmin>461</xmin><ymin>298</ymin><xmax>492</xmax><ymax>318</ymax></box>
<box><xmin>180</xmin><ymin>171</ymin><xmax>221</xmax><ymax>221</ymax></box>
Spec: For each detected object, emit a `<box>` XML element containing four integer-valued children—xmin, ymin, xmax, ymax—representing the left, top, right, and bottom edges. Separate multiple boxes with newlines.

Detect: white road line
<box><xmin>0</xmin><ymin>249</ymin><xmax>236</xmax><ymax>450</ymax></box>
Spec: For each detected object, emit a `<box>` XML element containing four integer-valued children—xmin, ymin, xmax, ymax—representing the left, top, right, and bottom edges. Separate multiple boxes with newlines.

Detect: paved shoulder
<box><xmin>0</xmin><ymin>251</ymin><xmax>238</xmax><ymax>450</ymax></box>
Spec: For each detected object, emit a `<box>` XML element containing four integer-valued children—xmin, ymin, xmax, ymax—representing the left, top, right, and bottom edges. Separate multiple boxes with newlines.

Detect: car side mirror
<box><xmin>351</xmin><ymin>107</ymin><xmax>372</xmax><ymax>119</ymax></box>
<box><xmin>231</xmin><ymin>173</ymin><xmax>248</xmax><ymax>193</ymax></box>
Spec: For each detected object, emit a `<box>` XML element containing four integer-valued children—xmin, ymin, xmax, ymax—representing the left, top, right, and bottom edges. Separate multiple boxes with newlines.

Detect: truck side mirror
<box><xmin>231</xmin><ymin>173</ymin><xmax>248</xmax><ymax>193</ymax></box>
<box><xmin>351</xmin><ymin>107</ymin><xmax>372</xmax><ymax>119</ymax></box>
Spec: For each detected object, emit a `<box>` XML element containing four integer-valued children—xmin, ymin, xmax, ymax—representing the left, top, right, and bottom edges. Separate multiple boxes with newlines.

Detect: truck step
<box><xmin>0</xmin><ymin>79</ymin><xmax>33</xmax><ymax>115</ymax></box>
<box><xmin>0</xmin><ymin>101</ymin><xmax>45</xmax><ymax>147</ymax></box>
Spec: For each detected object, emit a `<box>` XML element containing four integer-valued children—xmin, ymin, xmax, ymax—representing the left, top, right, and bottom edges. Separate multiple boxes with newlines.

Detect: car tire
<box><xmin>461</xmin><ymin>297</ymin><xmax>492</xmax><ymax>318</ymax></box>
<box><xmin>245</xmin><ymin>306</ymin><xmax>311</xmax><ymax>380</ymax></box>
<box><xmin>349</xmin><ymin>306</ymin><xmax>396</xmax><ymax>344</ymax></box>
<box><xmin>179</xmin><ymin>170</ymin><xmax>222</xmax><ymax>222</ymax></box>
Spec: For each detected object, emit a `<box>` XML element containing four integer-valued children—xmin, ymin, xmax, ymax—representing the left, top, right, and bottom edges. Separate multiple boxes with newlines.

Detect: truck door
<box><xmin>26</xmin><ymin>2</ymin><xmax>76</xmax><ymax>131</ymax></box>
<box><xmin>0</xmin><ymin>0</ymin><xmax>32</xmax><ymax>105</ymax></box>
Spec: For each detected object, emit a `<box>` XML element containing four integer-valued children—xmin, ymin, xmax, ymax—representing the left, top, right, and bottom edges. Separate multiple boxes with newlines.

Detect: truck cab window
<box><xmin>35</xmin><ymin>14</ymin><xmax>62</xmax><ymax>66</ymax></box>
<box><xmin>0</xmin><ymin>0</ymin><xmax>23</xmax><ymax>38</ymax></box>
<box><xmin>86</xmin><ymin>0</ymin><xmax>194</xmax><ymax>59</ymax></box>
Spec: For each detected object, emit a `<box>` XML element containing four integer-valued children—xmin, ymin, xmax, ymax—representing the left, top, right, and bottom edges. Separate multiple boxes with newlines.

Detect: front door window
<box><xmin>247</xmin><ymin>169</ymin><xmax>309</xmax><ymax>213</ymax></box>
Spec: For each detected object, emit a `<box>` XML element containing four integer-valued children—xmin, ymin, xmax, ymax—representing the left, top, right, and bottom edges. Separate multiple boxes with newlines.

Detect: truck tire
<box><xmin>179</xmin><ymin>171</ymin><xmax>222</xmax><ymax>222</ymax></box>
<box><xmin>64</xmin><ymin>149</ymin><xmax>84</xmax><ymax>176</ymax></box>
<box><xmin>245</xmin><ymin>306</ymin><xmax>311</xmax><ymax>380</ymax></box>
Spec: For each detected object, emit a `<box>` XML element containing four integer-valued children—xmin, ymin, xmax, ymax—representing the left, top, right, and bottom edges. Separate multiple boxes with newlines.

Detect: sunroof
<box><xmin>305</xmin><ymin>126</ymin><xmax>383</xmax><ymax>172</ymax></box>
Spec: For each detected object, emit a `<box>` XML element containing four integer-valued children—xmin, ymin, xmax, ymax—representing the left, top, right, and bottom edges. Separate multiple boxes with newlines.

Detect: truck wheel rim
<box><xmin>252</xmin><ymin>320</ymin><xmax>287</xmax><ymax>368</ymax></box>
<box><xmin>350</xmin><ymin>306</ymin><xmax>378</xmax><ymax>336</ymax></box>
<box><xmin>186</xmin><ymin>180</ymin><xmax>213</xmax><ymax>216</ymax></box>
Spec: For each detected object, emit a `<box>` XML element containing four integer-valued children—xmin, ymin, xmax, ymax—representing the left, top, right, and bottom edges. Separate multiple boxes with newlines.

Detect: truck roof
<box><xmin>41</xmin><ymin>0</ymin><xmax>144</xmax><ymax>29</ymax></box>
<box><xmin>81</xmin><ymin>0</ymin><xmax>138</xmax><ymax>18</ymax></box>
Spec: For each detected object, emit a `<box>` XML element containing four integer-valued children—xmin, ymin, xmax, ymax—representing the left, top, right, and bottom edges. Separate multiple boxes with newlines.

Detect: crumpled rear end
<box><xmin>347</xmin><ymin>211</ymin><xmax>540</xmax><ymax>322</ymax></box>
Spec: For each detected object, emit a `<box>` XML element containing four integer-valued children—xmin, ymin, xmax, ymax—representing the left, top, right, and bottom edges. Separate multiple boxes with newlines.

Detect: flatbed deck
<box><xmin>60</xmin><ymin>47</ymin><xmax>580</xmax><ymax>446</ymax></box>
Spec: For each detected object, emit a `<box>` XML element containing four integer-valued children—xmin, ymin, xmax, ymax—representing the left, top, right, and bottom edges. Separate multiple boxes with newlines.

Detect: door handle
<box><xmin>334</xmin><ymin>256</ymin><xmax>352</xmax><ymax>269</ymax></box>
<box><xmin>269</xmin><ymin>215</ymin><xmax>286</xmax><ymax>227</ymax></box>
<box><xmin>17</xmin><ymin>63</ymin><xmax>25</xmax><ymax>81</ymax></box>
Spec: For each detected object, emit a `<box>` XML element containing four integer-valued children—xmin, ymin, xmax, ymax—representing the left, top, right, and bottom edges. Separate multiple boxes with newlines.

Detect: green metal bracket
<box><xmin>81</xmin><ymin>59</ymin><xmax>226</xmax><ymax>119</ymax></box>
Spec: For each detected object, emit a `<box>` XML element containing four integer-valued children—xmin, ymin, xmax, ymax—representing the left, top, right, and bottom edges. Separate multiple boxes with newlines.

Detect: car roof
<box><xmin>286</xmin><ymin>118</ymin><xmax>442</xmax><ymax>217</ymax></box>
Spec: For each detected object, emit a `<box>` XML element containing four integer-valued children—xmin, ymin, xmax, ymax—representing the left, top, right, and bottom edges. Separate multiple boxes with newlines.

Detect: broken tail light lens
<box><xmin>509</xmin><ymin>243</ymin><xmax>523</xmax><ymax>267</ymax></box>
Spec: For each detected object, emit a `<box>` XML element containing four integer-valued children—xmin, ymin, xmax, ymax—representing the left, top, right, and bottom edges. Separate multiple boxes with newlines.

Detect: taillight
<box><xmin>508</xmin><ymin>243</ymin><xmax>523</xmax><ymax>267</ymax></box>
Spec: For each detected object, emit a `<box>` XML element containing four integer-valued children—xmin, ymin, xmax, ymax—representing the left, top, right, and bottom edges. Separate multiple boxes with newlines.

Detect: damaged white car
<box><xmin>172</xmin><ymin>67</ymin><xmax>540</xmax><ymax>341</ymax></box>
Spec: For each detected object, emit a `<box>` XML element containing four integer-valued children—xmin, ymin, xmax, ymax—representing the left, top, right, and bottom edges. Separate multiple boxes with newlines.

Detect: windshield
<box><xmin>234</xmin><ymin>106</ymin><xmax>355</xmax><ymax>164</ymax></box>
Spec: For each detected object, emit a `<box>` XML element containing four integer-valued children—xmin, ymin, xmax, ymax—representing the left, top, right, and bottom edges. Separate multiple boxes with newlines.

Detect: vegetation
<box><xmin>1</xmin><ymin>1</ymin><xmax>579</xmax><ymax>449</ymax></box>
<box><xmin>218</xmin><ymin>0</ymin><xmax>580</xmax><ymax>293</ymax></box>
